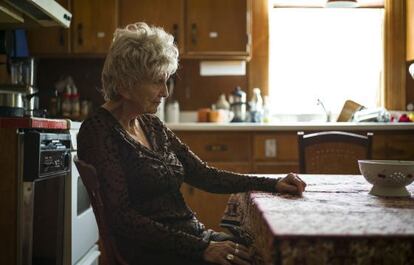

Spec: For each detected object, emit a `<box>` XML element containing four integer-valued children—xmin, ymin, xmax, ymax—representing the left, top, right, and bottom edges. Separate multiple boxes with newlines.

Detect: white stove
<box><xmin>68</xmin><ymin>120</ymin><xmax>100</xmax><ymax>265</ymax></box>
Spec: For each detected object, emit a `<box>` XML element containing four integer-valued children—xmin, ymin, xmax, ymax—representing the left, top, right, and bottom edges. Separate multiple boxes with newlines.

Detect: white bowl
<box><xmin>358</xmin><ymin>160</ymin><xmax>414</xmax><ymax>197</ymax></box>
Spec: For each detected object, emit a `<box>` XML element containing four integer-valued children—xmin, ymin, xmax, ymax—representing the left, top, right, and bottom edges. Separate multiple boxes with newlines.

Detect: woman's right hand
<box><xmin>203</xmin><ymin>241</ymin><xmax>252</xmax><ymax>265</ymax></box>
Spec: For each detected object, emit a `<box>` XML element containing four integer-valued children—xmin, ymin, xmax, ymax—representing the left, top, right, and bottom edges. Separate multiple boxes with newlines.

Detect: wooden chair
<box><xmin>297</xmin><ymin>131</ymin><xmax>373</xmax><ymax>174</ymax></box>
<box><xmin>74</xmin><ymin>156</ymin><xmax>128</xmax><ymax>265</ymax></box>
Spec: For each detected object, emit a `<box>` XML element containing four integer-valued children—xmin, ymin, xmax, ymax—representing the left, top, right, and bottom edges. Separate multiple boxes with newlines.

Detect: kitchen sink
<box><xmin>271</xmin><ymin>114</ymin><xmax>334</xmax><ymax>122</ymax></box>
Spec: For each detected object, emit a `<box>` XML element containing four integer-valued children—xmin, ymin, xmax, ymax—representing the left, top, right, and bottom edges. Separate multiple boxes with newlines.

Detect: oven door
<box><xmin>75</xmin><ymin>245</ymin><xmax>100</xmax><ymax>265</ymax></box>
<box><xmin>71</xmin><ymin>154</ymin><xmax>99</xmax><ymax>264</ymax></box>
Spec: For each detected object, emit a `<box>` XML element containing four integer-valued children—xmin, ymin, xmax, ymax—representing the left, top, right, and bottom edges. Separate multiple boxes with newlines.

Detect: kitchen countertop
<box><xmin>166</xmin><ymin>122</ymin><xmax>414</xmax><ymax>131</ymax></box>
<box><xmin>0</xmin><ymin>117</ymin><xmax>68</xmax><ymax>129</ymax></box>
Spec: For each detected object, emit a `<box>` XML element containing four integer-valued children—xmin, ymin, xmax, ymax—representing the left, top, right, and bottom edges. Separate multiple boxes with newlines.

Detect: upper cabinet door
<box><xmin>407</xmin><ymin>0</ymin><xmax>414</xmax><ymax>61</ymax></box>
<box><xmin>119</xmin><ymin>0</ymin><xmax>184</xmax><ymax>53</ymax></box>
<box><xmin>27</xmin><ymin>0</ymin><xmax>70</xmax><ymax>55</ymax></box>
<box><xmin>71</xmin><ymin>0</ymin><xmax>117</xmax><ymax>54</ymax></box>
<box><xmin>185</xmin><ymin>0</ymin><xmax>251</xmax><ymax>56</ymax></box>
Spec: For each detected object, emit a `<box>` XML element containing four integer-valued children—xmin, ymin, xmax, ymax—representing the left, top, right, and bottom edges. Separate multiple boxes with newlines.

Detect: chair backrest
<box><xmin>297</xmin><ymin>131</ymin><xmax>373</xmax><ymax>174</ymax></box>
<box><xmin>73</xmin><ymin>156</ymin><xmax>128</xmax><ymax>265</ymax></box>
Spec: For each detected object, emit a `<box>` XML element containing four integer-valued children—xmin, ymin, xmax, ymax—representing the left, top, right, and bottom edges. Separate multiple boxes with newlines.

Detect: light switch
<box><xmin>265</xmin><ymin>139</ymin><xmax>277</xmax><ymax>158</ymax></box>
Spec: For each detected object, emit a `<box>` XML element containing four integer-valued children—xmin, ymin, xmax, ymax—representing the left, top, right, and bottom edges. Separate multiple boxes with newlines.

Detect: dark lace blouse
<box><xmin>77</xmin><ymin>107</ymin><xmax>279</xmax><ymax>264</ymax></box>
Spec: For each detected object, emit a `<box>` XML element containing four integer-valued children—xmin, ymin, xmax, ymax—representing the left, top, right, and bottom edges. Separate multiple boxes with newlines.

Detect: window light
<box><xmin>326</xmin><ymin>0</ymin><xmax>358</xmax><ymax>8</ymax></box>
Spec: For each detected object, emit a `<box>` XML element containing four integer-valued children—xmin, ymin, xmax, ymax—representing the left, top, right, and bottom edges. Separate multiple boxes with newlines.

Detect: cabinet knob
<box><xmin>191</xmin><ymin>23</ymin><xmax>197</xmax><ymax>45</ymax></box>
<box><xmin>77</xmin><ymin>23</ymin><xmax>83</xmax><ymax>46</ymax></box>
<box><xmin>59</xmin><ymin>29</ymin><xmax>65</xmax><ymax>46</ymax></box>
<box><xmin>97</xmin><ymin>32</ymin><xmax>105</xmax><ymax>38</ymax></box>
<box><xmin>173</xmin><ymin>24</ymin><xmax>179</xmax><ymax>45</ymax></box>
<box><xmin>206</xmin><ymin>144</ymin><xmax>228</xmax><ymax>152</ymax></box>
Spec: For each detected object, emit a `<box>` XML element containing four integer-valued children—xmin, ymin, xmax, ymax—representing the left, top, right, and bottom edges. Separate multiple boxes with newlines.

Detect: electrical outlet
<box><xmin>265</xmin><ymin>139</ymin><xmax>277</xmax><ymax>158</ymax></box>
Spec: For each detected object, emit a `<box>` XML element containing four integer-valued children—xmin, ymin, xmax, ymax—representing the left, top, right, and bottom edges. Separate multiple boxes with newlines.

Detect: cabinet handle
<box><xmin>77</xmin><ymin>23</ymin><xmax>83</xmax><ymax>46</ymax></box>
<box><xmin>246</xmin><ymin>33</ymin><xmax>251</xmax><ymax>50</ymax></box>
<box><xmin>206</xmin><ymin>144</ymin><xmax>228</xmax><ymax>152</ymax></box>
<box><xmin>59</xmin><ymin>29</ymin><xmax>65</xmax><ymax>46</ymax></box>
<box><xmin>191</xmin><ymin>23</ymin><xmax>197</xmax><ymax>45</ymax></box>
<box><xmin>173</xmin><ymin>23</ymin><xmax>179</xmax><ymax>45</ymax></box>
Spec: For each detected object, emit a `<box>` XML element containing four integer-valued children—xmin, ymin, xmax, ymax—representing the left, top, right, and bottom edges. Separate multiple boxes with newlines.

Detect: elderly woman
<box><xmin>77</xmin><ymin>22</ymin><xmax>306</xmax><ymax>265</ymax></box>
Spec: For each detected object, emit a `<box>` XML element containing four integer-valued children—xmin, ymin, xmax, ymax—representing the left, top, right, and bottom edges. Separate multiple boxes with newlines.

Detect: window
<box><xmin>268</xmin><ymin>7</ymin><xmax>384</xmax><ymax>117</ymax></box>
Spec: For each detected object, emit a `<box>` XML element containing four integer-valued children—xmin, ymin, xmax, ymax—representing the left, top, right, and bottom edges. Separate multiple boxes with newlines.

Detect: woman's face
<box><xmin>121</xmin><ymin>78</ymin><xmax>169</xmax><ymax>114</ymax></box>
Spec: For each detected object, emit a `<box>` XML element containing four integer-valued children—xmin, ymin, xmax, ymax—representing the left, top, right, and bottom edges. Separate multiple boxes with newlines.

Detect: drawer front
<box><xmin>373</xmin><ymin>132</ymin><xmax>414</xmax><ymax>160</ymax></box>
<box><xmin>253</xmin><ymin>162</ymin><xmax>299</xmax><ymax>174</ymax></box>
<box><xmin>175</xmin><ymin>132</ymin><xmax>251</xmax><ymax>162</ymax></box>
<box><xmin>385</xmin><ymin>135</ymin><xmax>414</xmax><ymax>160</ymax></box>
<box><xmin>372</xmin><ymin>134</ymin><xmax>387</xmax><ymax>159</ymax></box>
<box><xmin>209</xmin><ymin>162</ymin><xmax>252</xmax><ymax>173</ymax></box>
<box><xmin>254</xmin><ymin>133</ymin><xmax>298</xmax><ymax>161</ymax></box>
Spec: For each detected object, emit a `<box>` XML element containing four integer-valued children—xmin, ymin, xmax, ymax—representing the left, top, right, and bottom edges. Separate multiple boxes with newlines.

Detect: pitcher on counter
<box><xmin>77</xmin><ymin>22</ymin><xmax>306</xmax><ymax>265</ymax></box>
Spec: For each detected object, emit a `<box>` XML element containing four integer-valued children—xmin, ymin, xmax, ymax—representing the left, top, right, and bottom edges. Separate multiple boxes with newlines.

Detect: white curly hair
<box><xmin>101</xmin><ymin>22</ymin><xmax>179</xmax><ymax>101</ymax></box>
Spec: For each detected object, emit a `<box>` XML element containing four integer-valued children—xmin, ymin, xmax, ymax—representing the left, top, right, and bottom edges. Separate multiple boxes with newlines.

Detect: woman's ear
<box><xmin>118</xmin><ymin>86</ymin><xmax>131</xmax><ymax>99</ymax></box>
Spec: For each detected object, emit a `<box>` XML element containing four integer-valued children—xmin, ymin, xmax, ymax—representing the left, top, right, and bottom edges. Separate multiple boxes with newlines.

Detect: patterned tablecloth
<box><xmin>221</xmin><ymin>175</ymin><xmax>414</xmax><ymax>265</ymax></box>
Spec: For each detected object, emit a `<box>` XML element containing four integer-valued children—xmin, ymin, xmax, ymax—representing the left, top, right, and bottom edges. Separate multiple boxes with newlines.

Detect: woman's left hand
<box><xmin>275</xmin><ymin>173</ymin><xmax>306</xmax><ymax>195</ymax></box>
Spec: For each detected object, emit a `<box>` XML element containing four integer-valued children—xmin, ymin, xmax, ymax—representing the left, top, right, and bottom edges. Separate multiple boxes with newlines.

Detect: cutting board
<box><xmin>336</xmin><ymin>100</ymin><xmax>364</xmax><ymax>122</ymax></box>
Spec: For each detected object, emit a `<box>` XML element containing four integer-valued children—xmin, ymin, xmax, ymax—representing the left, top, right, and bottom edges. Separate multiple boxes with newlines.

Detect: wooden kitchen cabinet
<box><xmin>180</xmin><ymin>184</ymin><xmax>229</xmax><ymax>232</ymax></box>
<box><xmin>175</xmin><ymin>128</ymin><xmax>414</xmax><ymax>233</ymax></box>
<box><xmin>119</xmin><ymin>0</ymin><xmax>184</xmax><ymax>53</ymax></box>
<box><xmin>29</xmin><ymin>0</ymin><xmax>250</xmax><ymax>58</ymax></box>
<box><xmin>176</xmin><ymin>131</ymin><xmax>252</xmax><ymax>162</ymax></box>
<box><xmin>118</xmin><ymin>0</ymin><xmax>251</xmax><ymax>59</ymax></box>
<box><xmin>373</xmin><ymin>131</ymin><xmax>414</xmax><ymax>160</ymax></box>
<box><xmin>177</xmin><ymin>132</ymin><xmax>252</xmax><ymax>231</ymax></box>
<box><xmin>0</xmin><ymin>129</ymin><xmax>19</xmax><ymax>265</ymax></box>
<box><xmin>180</xmin><ymin>162</ymin><xmax>250</xmax><ymax>232</ymax></box>
<box><xmin>253</xmin><ymin>133</ymin><xmax>298</xmax><ymax>161</ymax></box>
<box><xmin>27</xmin><ymin>0</ymin><xmax>71</xmax><ymax>55</ymax></box>
<box><xmin>71</xmin><ymin>0</ymin><xmax>117</xmax><ymax>54</ymax></box>
<box><xmin>185</xmin><ymin>0</ymin><xmax>251</xmax><ymax>57</ymax></box>
<box><xmin>252</xmin><ymin>132</ymin><xmax>299</xmax><ymax>173</ymax></box>
<box><xmin>407</xmin><ymin>0</ymin><xmax>414</xmax><ymax>60</ymax></box>
<box><xmin>28</xmin><ymin>0</ymin><xmax>117</xmax><ymax>55</ymax></box>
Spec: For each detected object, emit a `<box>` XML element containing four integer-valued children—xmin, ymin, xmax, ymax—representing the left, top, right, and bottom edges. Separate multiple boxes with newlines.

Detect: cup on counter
<box><xmin>197</xmin><ymin>108</ymin><xmax>211</xmax><ymax>122</ymax></box>
<box><xmin>209</xmin><ymin>109</ymin><xmax>234</xmax><ymax>123</ymax></box>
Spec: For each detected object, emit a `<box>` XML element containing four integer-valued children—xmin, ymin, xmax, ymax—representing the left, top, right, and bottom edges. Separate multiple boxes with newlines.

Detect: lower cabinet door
<box><xmin>180</xmin><ymin>162</ymin><xmax>251</xmax><ymax>232</ymax></box>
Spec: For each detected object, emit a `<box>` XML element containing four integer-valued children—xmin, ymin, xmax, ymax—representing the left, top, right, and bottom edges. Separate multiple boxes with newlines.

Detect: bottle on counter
<box><xmin>262</xmin><ymin>95</ymin><xmax>271</xmax><ymax>123</ymax></box>
<box><xmin>165</xmin><ymin>100</ymin><xmax>180</xmax><ymax>123</ymax></box>
<box><xmin>61</xmin><ymin>84</ymin><xmax>72</xmax><ymax>118</ymax></box>
<box><xmin>71</xmin><ymin>85</ymin><xmax>80</xmax><ymax>120</ymax></box>
<box><xmin>229</xmin><ymin>86</ymin><xmax>247</xmax><ymax>122</ymax></box>
<box><xmin>49</xmin><ymin>88</ymin><xmax>60</xmax><ymax>118</ymax></box>
<box><xmin>216</xmin><ymin>94</ymin><xmax>230</xmax><ymax>110</ymax></box>
<box><xmin>249</xmin><ymin>87</ymin><xmax>263</xmax><ymax>123</ymax></box>
<box><xmin>80</xmin><ymin>99</ymin><xmax>92</xmax><ymax>120</ymax></box>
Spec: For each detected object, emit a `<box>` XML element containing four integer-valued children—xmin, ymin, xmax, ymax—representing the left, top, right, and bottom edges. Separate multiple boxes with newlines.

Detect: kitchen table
<box><xmin>221</xmin><ymin>175</ymin><xmax>414</xmax><ymax>265</ymax></box>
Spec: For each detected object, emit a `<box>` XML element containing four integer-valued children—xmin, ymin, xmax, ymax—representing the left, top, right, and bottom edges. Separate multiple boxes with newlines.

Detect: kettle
<box><xmin>228</xmin><ymin>86</ymin><xmax>247</xmax><ymax>122</ymax></box>
<box><xmin>10</xmin><ymin>57</ymin><xmax>39</xmax><ymax>116</ymax></box>
<box><xmin>0</xmin><ymin>57</ymin><xmax>39</xmax><ymax>117</ymax></box>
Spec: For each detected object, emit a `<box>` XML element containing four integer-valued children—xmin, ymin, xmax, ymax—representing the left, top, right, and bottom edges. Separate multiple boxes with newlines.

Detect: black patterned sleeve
<box><xmin>77</xmin><ymin>119</ymin><xmax>209</xmax><ymax>260</ymax></box>
<box><xmin>162</xmin><ymin>125</ymin><xmax>280</xmax><ymax>194</ymax></box>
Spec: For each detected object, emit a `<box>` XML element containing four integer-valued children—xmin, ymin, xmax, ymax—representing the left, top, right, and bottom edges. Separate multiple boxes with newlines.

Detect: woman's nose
<box><xmin>162</xmin><ymin>83</ymin><xmax>169</xmax><ymax>98</ymax></box>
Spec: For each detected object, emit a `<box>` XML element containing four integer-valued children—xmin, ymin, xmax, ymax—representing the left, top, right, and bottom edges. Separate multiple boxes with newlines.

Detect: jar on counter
<box><xmin>61</xmin><ymin>85</ymin><xmax>72</xmax><ymax>118</ymax></box>
<box><xmin>80</xmin><ymin>100</ymin><xmax>92</xmax><ymax>120</ymax></box>
<box><xmin>165</xmin><ymin>100</ymin><xmax>180</xmax><ymax>123</ymax></box>
<box><xmin>216</xmin><ymin>94</ymin><xmax>230</xmax><ymax>110</ymax></box>
<box><xmin>71</xmin><ymin>93</ymin><xmax>80</xmax><ymax>120</ymax></box>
